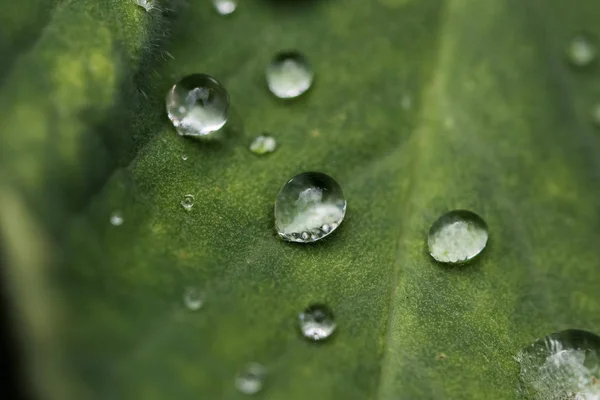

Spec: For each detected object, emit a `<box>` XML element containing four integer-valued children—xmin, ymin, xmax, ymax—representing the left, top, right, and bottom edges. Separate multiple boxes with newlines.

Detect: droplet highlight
<box><xmin>274</xmin><ymin>172</ymin><xmax>346</xmax><ymax>243</ymax></box>
<box><xmin>249</xmin><ymin>135</ymin><xmax>277</xmax><ymax>155</ymax></box>
<box><xmin>181</xmin><ymin>153</ymin><xmax>188</xmax><ymax>161</ymax></box>
<box><xmin>427</xmin><ymin>209</ymin><xmax>488</xmax><ymax>264</ymax></box>
<box><xmin>133</xmin><ymin>0</ymin><xmax>155</xmax><ymax>11</ymax></box>
<box><xmin>183</xmin><ymin>287</ymin><xmax>204</xmax><ymax>311</ymax></box>
<box><xmin>213</xmin><ymin>0</ymin><xmax>237</xmax><ymax>15</ymax></box>
<box><xmin>181</xmin><ymin>194</ymin><xmax>195</xmax><ymax>211</ymax></box>
<box><xmin>109</xmin><ymin>211</ymin><xmax>124</xmax><ymax>226</ymax></box>
<box><xmin>266</xmin><ymin>51</ymin><xmax>313</xmax><ymax>99</ymax></box>
<box><xmin>235</xmin><ymin>363</ymin><xmax>266</xmax><ymax>395</ymax></box>
<box><xmin>517</xmin><ymin>330</ymin><xmax>600</xmax><ymax>399</ymax></box>
<box><xmin>567</xmin><ymin>34</ymin><xmax>597</xmax><ymax>67</ymax></box>
<box><xmin>166</xmin><ymin>74</ymin><xmax>229</xmax><ymax>137</ymax></box>
<box><xmin>298</xmin><ymin>304</ymin><xmax>336</xmax><ymax>341</ymax></box>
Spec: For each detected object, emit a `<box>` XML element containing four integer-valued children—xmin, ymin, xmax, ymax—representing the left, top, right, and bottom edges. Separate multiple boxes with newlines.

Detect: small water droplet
<box><xmin>133</xmin><ymin>0</ymin><xmax>155</xmax><ymax>11</ymax></box>
<box><xmin>298</xmin><ymin>304</ymin><xmax>336</xmax><ymax>341</ymax></box>
<box><xmin>567</xmin><ymin>34</ymin><xmax>597</xmax><ymax>67</ymax></box>
<box><xmin>266</xmin><ymin>51</ymin><xmax>314</xmax><ymax>99</ymax></box>
<box><xmin>166</xmin><ymin>74</ymin><xmax>230</xmax><ymax>137</ymax></box>
<box><xmin>183</xmin><ymin>287</ymin><xmax>204</xmax><ymax>311</ymax></box>
<box><xmin>249</xmin><ymin>135</ymin><xmax>277</xmax><ymax>155</ymax></box>
<box><xmin>427</xmin><ymin>210</ymin><xmax>488</xmax><ymax>264</ymax></box>
<box><xmin>181</xmin><ymin>153</ymin><xmax>188</xmax><ymax>161</ymax></box>
<box><xmin>516</xmin><ymin>330</ymin><xmax>600</xmax><ymax>399</ymax></box>
<box><xmin>274</xmin><ymin>172</ymin><xmax>346</xmax><ymax>243</ymax></box>
<box><xmin>401</xmin><ymin>94</ymin><xmax>413</xmax><ymax>111</ymax></box>
<box><xmin>213</xmin><ymin>0</ymin><xmax>237</xmax><ymax>15</ymax></box>
<box><xmin>110</xmin><ymin>211</ymin><xmax>124</xmax><ymax>226</ymax></box>
<box><xmin>591</xmin><ymin>103</ymin><xmax>600</xmax><ymax>127</ymax></box>
<box><xmin>181</xmin><ymin>194</ymin><xmax>195</xmax><ymax>211</ymax></box>
<box><xmin>235</xmin><ymin>362</ymin><xmax>266</xmax><ymax>395</ymax></box>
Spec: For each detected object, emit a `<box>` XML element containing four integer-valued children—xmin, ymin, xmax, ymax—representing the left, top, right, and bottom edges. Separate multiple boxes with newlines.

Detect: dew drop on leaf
<box><xmin>274</xmin><ymin>172</ymin><xmax>346</xmax><ymax>243</ymax></box>
<box><xmin>298</xmin><ymin>304</ymin><xmax>336</xmax><ymax>341</ymax></box>
<box><xmin>182</xmin><ymin>287</ymin><xmax>204</xmax><ymax>311</ymax></box>
<box><xmin>516</xmin><ymin>330</ymin><xmax>600</xmax><ymax>399</ymax></box>
<box><xmin>181</xmin><ymin>153</ymin><xmax>188</xmax><ymax>161</ymax></box>
<box><xmin>166</xmin><ymin>74</ymin><xmax>229</xmax><ymax>137</ymax></box>
<box><xmin>181</xmin><ymin>194</ymin><xmax>195</xmax><ymax>211</ymax></box>
<box><xmin>566</xmin><ymin>34</ymin><xmax>597</xmax><ymax>67</ymax></box>
<box><xmin>427</xmin><ymin>210</ymin><xmax>488</xmax><ymax>264</ymax></box>
<box><xmin>133</xmin><ymin>0</ymin><xmax>155</xmax><ymax>12</ymax></box>
<box><xmin>213</xmin><ymin>0</ymin><xmax>237</xmax><ymax>15</ymax></box>
<box><xmin>266</xmin><ymin>51</ymin><xmax>314</xmax><ymax>99</ymax></box>
<box><xmin>109</xmin><ymin>211</ymin><xmax>124</xmax><ymax>226</ymax></box>
<box><xmin>235</xmin><ymin>362</ymin><xmax>266</xmax><ymax>395</ymax></box>
<box><xmin>249</xmin><ymin>135</ymin><xmax>277</xmax><ymax>155</ymax></box>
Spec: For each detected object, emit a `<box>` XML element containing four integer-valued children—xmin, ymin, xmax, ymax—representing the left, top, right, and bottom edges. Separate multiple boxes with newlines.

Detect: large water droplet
<box><xmin>567</xmin><ymin>34</ymin><xmax>597</xmax><ymax>67</ymax></box>
<box><xmin>249</xmin><ymin>135</ymin><xmax>277</xmax><ymax>155</ymax></box>
<box><xmin>298</xmin><ymin>304</ymin><xmax>336</xmax><ymax>341</ymax></box>
<box><xmin>266</xmin><ymin>51</ymin><xmax>313</xmax><ymax>99</ymax></box>
<box><xmin>133</xmin><ymin>0</ymin><xmax>156</xmax><ymax>11</ymax></box>
<box><xmin>274</xmin><ymin>172</ymin><xmax>346</xmax><ymax>243</ymax></box>
<box><xmin>110</xmin><ymin>211</ymin><xmax>124</xmax><ymax>226</ymax></box>
<box><xmin>183</xmin><ymin>287</ymin><xmax>204</xmax><ymax>311</ymax></box>
<box><xmin>517</xmin><ymin>330</ymin><xmax>600</xmax><ymax>399</ymax></box>
<box><xmin>166</xmin><ymin>74</ymin><xmax>229</xmax><ymax>137</ymax></box>
<box><xmin>181</xmin><ymin>194</ymin><xmax>195</xmax><ymax>211</ymax></box>
<box><xmin>427</xmin><ymin>210</ymin><xmax>488</xmax><ymax>264</ymax></box>
<box><xmin>213</xmin><ymin>0</ymin><xmax>237</xmax><ymax>15</ymax></box>
<box><xmin>235</xmin><ymin>362</ymin><xmax>266</xmax><ymax>395</ymax></box>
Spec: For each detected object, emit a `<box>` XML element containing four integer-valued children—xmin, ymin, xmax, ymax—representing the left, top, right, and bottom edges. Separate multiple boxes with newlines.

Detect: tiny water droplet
<box><xmin>516</xmin><ymin>330</ymin><xmax>600</xmax><ymax>399</ymax></box>
<box><xmin>213</xmin><ymin>0</ymin><xmax>237</xmax><ymax>15</ymax></box>
<box><xmin>249</xmin><ymin>135</ymin><xmax>277</xmax><ymax>155</ymax></box>
<box><xmin>181</xmin><ymin>153</ymin><xmax>188</xmax><ymax>161</ymax></box>
<box><xmin>235</xmin><ymin>362</ymin><xmax>266</xmax><ymax>395</ymax></box>
<box><xmin>166</xmin><ymin>74</ymin><xmax>229</xmax><ymax>137</ymax></box>
<box><xmin>183</xmin><ymin>287</ymin><xmax>204</xmax><ymax>311</ymax></box>
<box><xmin>567</xmin><ymin>34</ymin><xmax>597</xmax><ymax>67</ymax></box>
<box><xmin>591</xmin><ymin>103</ymin><xmax>600</xmax><ymax>127</ymax></box>
<box><xmin>133</xmin><ymin>0</ymin><xmax>155</xmax><ymax>11</ymax></box>
<box><xmin>427</xmin><ymin>210</ymin><xmax>488</xmax><ymax>264</ymax></box>
<box><xmin>266</xmin><ymin>51</ymin><xmax>313</xmax><ymax>99</ymax></box>
<box><xmin>181</xmin><ymin>194</ymin><xmax>195</xmax><ymax>211</ymax></box>
<box><xmin>110</xmin><ymin>211</ymin><xmax>124</xmax><ymax>226</ymax></box>
<box><xmin>298</xmin><ymin>304</ymin><xmax>336</xmax><ymax>341</ymax></box>
<box><xmin>274</xmin><ymin>172</ymin><xmax>346</xmax><ymax>243</ymax></box>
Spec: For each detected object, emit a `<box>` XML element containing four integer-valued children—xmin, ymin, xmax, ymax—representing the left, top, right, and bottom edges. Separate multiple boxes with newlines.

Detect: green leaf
<box><xmin>1</xmin><ymin>0</ymin><xmax>600</xmax><ymax>399</ymax></box>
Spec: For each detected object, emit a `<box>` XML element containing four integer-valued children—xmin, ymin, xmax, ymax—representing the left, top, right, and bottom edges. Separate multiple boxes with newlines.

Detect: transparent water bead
<box><xmin>181</xmin><ymin>194</ymin><xmax>195</xmax><ymax>211</ymax></box>
<box><xmin>427</xmin><ymin>210</ymin><xmax>488</xmax><ymax>264</ymax></box>
<box><xmin>213</xmin><ymin>0</ymin><xmax>237</xmax><ymax>15</ymax></box>
<box><xmin>567</xmin><ymin>34</ymin><xmax>597</xmax><ymax>67</ymax></box>
<box><xmin>249</xmin><ymin>135</ymin><xmax>277</xmax><ymax>155</ymax></box>
<box><xmin>133</xmin><ymin>0</ymin><xmax>156</xmax><ymax>12</ymax></box>
<box><xmin>298</xmin><ymin>304</ymin><xmax>336</xmax><ymax>341</ymax></box>
<box><xmin>183</xmin><ymin>287</ymin><xmax>204</xmax><ymax>311</ymax></box>
<box><xmin>166</xmin><ymin>74</ymin><xmax>229</xmax><ymax>137</ymax></box>
<box><xmin>235</xmin><ymin>362</ymin><xmax>266</xmax><ymax>395</ymax></box>
<box><xmin>109</xmin><ymin>211</ymin><xmax>124</xmax><ymax>226</ymax></box>
<box><xmin>266</xmin><ymin>51</ymin><xmax>314</xmax><ymax>99</ymax></box>
<box><xmin>274</xmin><ymin>172</ymin><xmax>346</xmax><ymax>243</ymax></box>
<box><xmin>516</xmin><ymin>330</ymin><xmax>600</xmax><ymax>400</ymax></box>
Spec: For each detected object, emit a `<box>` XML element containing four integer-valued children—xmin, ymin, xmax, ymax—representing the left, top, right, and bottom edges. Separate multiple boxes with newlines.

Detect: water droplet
<box><xmin>166</xmin><ymin>74</ymin><xmax>230</xmax><ymax>137</ymax></box>
<box><xmin>181</xmin><ymin>194</ymin><xmax>195</xmax><ymax>211</ymax></box>
<box><xmin>592</xmin><ymin>103</ymin><xmax>600</xmax><ymax>127</ymax></box>
<box><xmin>567</xmin><ymin>34</ymin><xmax>597</xmax><ymax>67</ymax></box>
<box><xmin>266</xmin><ymin>51</ymin><xmax>313</xmax><ymax>99</ymax></box>
<box><xmin>213</xmin><ymin>0</ymin><xmax>237</xmax><ymax>15</ymax></box>
<box><xmin>517</xmin><ymin>330</ymin><xmax>600</xmax><ymax>399</ymax></box>
<box><xmin>274</xmin><ymin>172</ymin><xmax>346</xmax><ymax>243</ymax></box>
<box><xmin>235</xmin><ymin>362</ymin><xmax>266</xmax><ymax>395</ymax></box>
<box><xmin>183</xmin><ymin>287</ymin><xmax>204</xmax><ymax>311</ymax></box>
<box><xmin>249</xmin><ymin>135</ymin><xmax>277</xmax><ymax>155</ymax></box>
<box><xmin>427</xmin><ymin>210</ymin><xmax>488</xmax><ymax>264</ymax></box>
<box><xmin>401</xmin><ymin>94</ymin><xmax>413</xmax><ymax>111</ymax></box>
<box><xmin>298</xmin><ymin>304</ymin><xmax>336</xmax><ymax>341</ymax></box>
<box><xmin>133</xmin><ymin>0</ymin><xmax>156</xmax><ymax>11</ymax></box>
<box><xmin>109</xmin><ymin>211</ymin><xmax>124</xmax><ymax>226</ymax></box>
